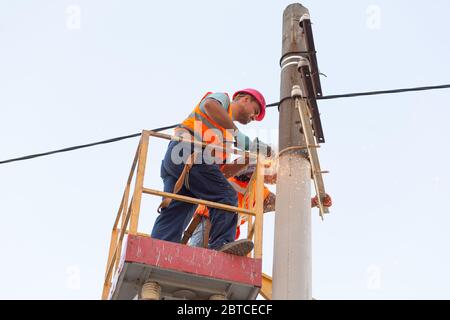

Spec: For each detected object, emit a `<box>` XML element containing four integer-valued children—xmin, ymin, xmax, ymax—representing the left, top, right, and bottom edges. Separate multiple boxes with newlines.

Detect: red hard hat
<box><xmin>233</xmin><ymin>88</ymin><xmax>266</xmax><ymax>121</ymax></box>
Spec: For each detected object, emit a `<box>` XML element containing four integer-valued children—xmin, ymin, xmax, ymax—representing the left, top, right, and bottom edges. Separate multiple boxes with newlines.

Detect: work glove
<box><xmin>311</xmin><ymin>193</ymin><xmax>333</xmax><ymax>208</ymax></box>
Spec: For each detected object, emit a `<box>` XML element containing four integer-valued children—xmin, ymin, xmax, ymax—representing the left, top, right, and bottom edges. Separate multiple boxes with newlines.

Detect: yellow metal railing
<box><xmin>101</xmin><ymin>130</ymin><xmax>269</xmax><ymax>300</ymax></box>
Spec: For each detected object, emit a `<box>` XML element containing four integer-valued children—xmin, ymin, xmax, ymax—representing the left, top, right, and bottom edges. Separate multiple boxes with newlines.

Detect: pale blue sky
<box><xmin>1</xmin><ymin>0</ymin><xmax>449</xmax><ymax>299</ymax></box>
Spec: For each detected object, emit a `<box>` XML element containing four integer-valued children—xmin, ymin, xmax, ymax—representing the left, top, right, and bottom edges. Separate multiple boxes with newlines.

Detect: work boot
<box><xmin>218</xmin><ymin>239</ymin><xmax>254</xmax><ymax>256</ymax></box>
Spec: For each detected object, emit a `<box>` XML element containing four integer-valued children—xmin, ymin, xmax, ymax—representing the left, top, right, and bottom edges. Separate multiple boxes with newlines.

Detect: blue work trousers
<box><xmin>151</xmin><ymin>141</ymin><xmax>238</xmax><ymax>249</ymax></box>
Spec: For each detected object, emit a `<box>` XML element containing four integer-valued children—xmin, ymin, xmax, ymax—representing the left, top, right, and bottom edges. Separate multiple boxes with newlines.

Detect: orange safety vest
<box><xmin>194</xmin><ymin>177</ymin><xmax>271</xmax><ymax>239</ymax></box>
<box><xmin>176</xmin><ymin>92</ymin><xmax>234</xmax><ymax>161</ymax></box>
<box><xmin>158</xmin><ymin>92</ymin><xmax>235</xmax><ymax>213</ymax></box>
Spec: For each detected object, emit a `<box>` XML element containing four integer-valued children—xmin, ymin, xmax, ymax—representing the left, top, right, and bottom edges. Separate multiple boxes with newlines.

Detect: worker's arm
<box><xmin>221</xmin><ymin>155</ymin><xmax>250</xmax><ymax>178</ymax></box>
<box><xmin>200</xmin><ymin>93</ymin><xmax>252</xmax><ymax>150</ymax></box>
<box><xmin>203</xmin><ymin>98</ymin><xmax>237</xmax><ymax>130</ymax></box>
<box><xmin>202</xmin><ymin>93</ymin><xmax>273</xmax><ymax>154</ymax></box>
<box><xmin>264</xmin><ymin>192</ymin><xmax>333</xmax><ymax>212</ymax></box>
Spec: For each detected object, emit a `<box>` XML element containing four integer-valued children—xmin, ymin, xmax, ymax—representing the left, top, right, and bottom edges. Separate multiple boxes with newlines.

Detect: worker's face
<box><xmin>236</xmin><ymin>96</ymin><xmax>261</xmax><ymax>125</ymax></box>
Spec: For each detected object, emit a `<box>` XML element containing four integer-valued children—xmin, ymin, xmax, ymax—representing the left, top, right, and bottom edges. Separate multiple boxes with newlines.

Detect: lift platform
<box><xmin>102</xmin><ymin>130</ymin><xmax>270</xmax><ymax>300</ymax></box>
<box><xmin>107</xmin><ymin>234</ymin><xmax>261</xmax><ymax>300</ymax></box>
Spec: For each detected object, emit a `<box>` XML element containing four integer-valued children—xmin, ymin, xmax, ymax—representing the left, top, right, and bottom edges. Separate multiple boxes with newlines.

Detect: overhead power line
<box><xmin>265</xmin><ymin>84</ymin><xmax>450</xmax><ymax>107</ymax></box>
<box><xmin>316</xmin><ymin>84</ymin><xmax>450</xmax><ymax>100</ymax></box>
<box><xmin>0</xmin><ymin>124</ymin><xmax>178</xmax><ymax>165</ymax></box>
<box><xmin>1</xmin><ymin>83</ymin><xmax>449</xmax><ymax>165</ymax></box>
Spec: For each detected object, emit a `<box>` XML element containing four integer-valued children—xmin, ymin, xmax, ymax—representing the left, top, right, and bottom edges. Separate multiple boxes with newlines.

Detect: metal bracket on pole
<box><xmin>297</xmin><ymin>57</ymin><xmax>325</xmax><ymax>143</ymax></box>
<box><xmin>299</xmin><ymin>14</ymin><xmax>323</xmax><ymax>98</ymax></box>
<box><xmin>291</xmin><ymin>85</ymin><xmax>329</xmax><ymax>219</ymax></box>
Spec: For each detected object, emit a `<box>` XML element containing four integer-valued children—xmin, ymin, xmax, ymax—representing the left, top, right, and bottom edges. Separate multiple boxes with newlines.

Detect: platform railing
<box><xmin>102</xmin><ymin>130</ymin><xmax>268</xmax><ymax>300</ymax></box>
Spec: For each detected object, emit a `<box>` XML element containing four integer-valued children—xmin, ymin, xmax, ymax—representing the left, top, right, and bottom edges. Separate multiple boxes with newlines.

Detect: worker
<box><xmin>188</xmin><ymin>165</ymin><xmax>332</xmax><ymax>248</ymax></box>
<box><xmin>150</xmin><ymin>89</ymin><xmax>272</xmax><ymax>256</ymax></box>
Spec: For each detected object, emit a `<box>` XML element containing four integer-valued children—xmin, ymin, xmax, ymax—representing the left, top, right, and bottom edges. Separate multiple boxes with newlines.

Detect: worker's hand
<box><xmin>311</xmin><ymin>193</ymin><xmax>332</xmax><ymax>208</ymax></box>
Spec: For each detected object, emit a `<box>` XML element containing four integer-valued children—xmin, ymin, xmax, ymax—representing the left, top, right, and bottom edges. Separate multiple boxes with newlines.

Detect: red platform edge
<box><xmin>124</xmin><ymin>235</ymin><xmax>262</xmax><ymax>287</ymax></box>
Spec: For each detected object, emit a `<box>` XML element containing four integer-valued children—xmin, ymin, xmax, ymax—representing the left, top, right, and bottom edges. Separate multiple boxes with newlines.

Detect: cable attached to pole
<box><xmin>267</xmin><ymin>84</ymin><xmax>450</xmax><ymax>108</ymax></box>
<box><xmin>316</xmin><ymin>84</ymin><xmax>450</xmax><ymax>100</ymax></box>
<box><xmin>1</xmin><ymin>83</ymin><xmax>449</xmax><ymax>165</ymax></box>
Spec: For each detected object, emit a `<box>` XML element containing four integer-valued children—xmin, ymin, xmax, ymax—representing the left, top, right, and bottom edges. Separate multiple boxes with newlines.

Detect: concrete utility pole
<box><xmin>273</xmin><ymin>3</ymin><xmax>312</xmax><ymax>300</ymax></box>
